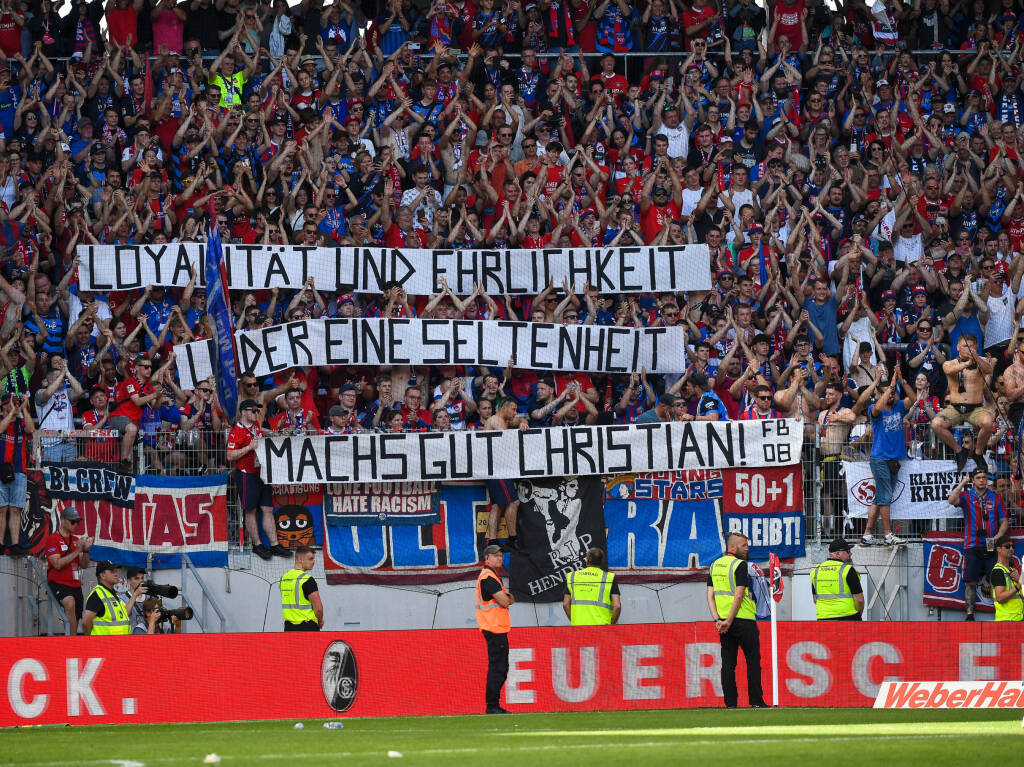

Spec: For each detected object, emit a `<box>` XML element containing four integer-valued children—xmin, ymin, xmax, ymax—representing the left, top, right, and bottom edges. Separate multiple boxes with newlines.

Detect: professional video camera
<box><xmin>157</xmin><ymin>605</ymin><xmax>194</xmax><ymax>622</ymax></box>
<box><xmin>143</xmin><ymin>581</ymin><xmax>179</xmax><ymax>599</ymax></box>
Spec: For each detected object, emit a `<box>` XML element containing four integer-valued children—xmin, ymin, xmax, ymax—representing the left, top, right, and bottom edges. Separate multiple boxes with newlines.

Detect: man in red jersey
<box><xmin>226</xmin><ymin>399</ymin><xmax>289</xmax><ymax>561</ymax></box>
<box><xmin>45</xmin><ymin>508</ymin><xmax>93</xmax><ymax>635</ymax></box>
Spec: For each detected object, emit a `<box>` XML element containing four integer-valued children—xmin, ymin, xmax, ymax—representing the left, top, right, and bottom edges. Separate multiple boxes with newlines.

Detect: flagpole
<box><xmin>770</xmin><ymin>580</ymin><xmax>779</xmax><ymax>707</ymax></box>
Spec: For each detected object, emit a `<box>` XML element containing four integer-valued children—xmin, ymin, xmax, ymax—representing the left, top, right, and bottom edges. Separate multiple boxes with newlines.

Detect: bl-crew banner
<box><xmin>76</xmin><ymin>243</ymin><xmax>712</xmax><ymax>294</ymax></box>
<box><xmin>40</xmin><ymin>464</ymin><xmax>230</xmax><ymax>567</ymax></box>
<box><xmin>172</xmin><ymin>318</ymin><xmax>687</xmax><ymax>384</ymax></box>
<box><xmin>259</xmin><ymin>420</ymin><xmax>801</xmax><ymax>486</ymax></box>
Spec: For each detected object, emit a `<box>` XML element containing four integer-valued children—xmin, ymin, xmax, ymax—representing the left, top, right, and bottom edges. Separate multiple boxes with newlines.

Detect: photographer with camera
<box><xmin>134</xmin><ymin>597</ymin><xmax>187</xmax><ymax>634</ymax></box>
<box><xmin>118</xmin><ymin>567</ymin><xmax>149</xmax><ymax>627</ymax></box>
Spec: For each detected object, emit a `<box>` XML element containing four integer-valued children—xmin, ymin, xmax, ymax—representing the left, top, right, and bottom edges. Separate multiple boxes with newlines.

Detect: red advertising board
<box><xmin>3</xmin><ymin>623</ymin><xmax>1023</xmax><ymax>726</ymax></box>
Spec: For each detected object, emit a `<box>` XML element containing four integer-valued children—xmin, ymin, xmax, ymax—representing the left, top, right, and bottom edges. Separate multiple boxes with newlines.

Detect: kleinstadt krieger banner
<box><xmin>3</xmin><ymin>623</ymin><xmax>1024</xmax><ymax>726</ymax></box>
<box><xmin>259</xmin><ymin>420</ymin><xmax>801</xmax><ymax>486</ymax></box>
<box><xmin>76</xmin><ymin>243</ymin><xmax>711</xmax><ymax>294</ymax></box>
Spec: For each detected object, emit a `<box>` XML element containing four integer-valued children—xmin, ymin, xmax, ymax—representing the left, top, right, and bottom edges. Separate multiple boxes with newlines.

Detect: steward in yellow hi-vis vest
<box><xmin>563</xmin><ymin>548</ymin><xmax>621</xmax><ymax>625</ymax></box>
<box><xmin>281</xmin><ymin>547</ymin><xmax>324</xmax><ymax>631</ymax></box>
<box><xmin>991</xmin><ymin>537</ymin><xmax>1024</xmax><ymax>622</ymax></box>
<box><xmin>83</xmin><ymin>561</ymin><xmax>130</xmax><ymax>635</ymax></box>
<box><xmin>810</xmin><ymin>538</ymin><xmax>864</xmax><ymax>621</ymax></box>
<box><xmin>477</xmin><ymin>544</ymin><xmax>514</xmax><ymax>714</ymax></box>
<box><xmin>706</xmin><ymin>533</ymin><xmax>767</xmax><ymax>709</ymax></box>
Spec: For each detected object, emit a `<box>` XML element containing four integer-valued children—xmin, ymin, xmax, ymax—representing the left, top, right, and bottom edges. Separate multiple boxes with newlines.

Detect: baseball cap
<box><xmin>61</xmin><ymin>508</ymin><xmax>82</xmax><ymax>522</ymax></box>
<box><xmin>943</xmin><ymin>103</ymin><xmax>956</xmax><ymax>113</ymax></box>
<box><xmin>329</xmin><ymin>405</ymin><xmax>346</xmax><ymax>417</ymax></box>
<box><xmin>482</xmin><ymin>544</ymin><xmax>503</xmax><ymax>556</ymax></box>
<box><xmin>339</xmin><ymin>383</ymin><xmax>357</xmax><ymax>393</ymax></box>
<box><xmin>911</xmin><ymin>285</ymin><xmax>928</xmax><ymax>296</ymax></box>
<box><xmin>238</xmin><ymin>398</ymin><xmax>260</xmax><ymax>411</ymax></box>
<box><xmin>95</xmin><ymin>560</ymin><xmax>119</xmax><ymax>576</ymax></box>
<box><xmin>877</xmin><ymin>79</ymin><xmax>890</xmax><ymax>87</ymax></box>
<box><xmin>828</xmin><ymin>538</ymin><xmax>852</xmax><ymax>553</ymax></box>
<box><xmin>747</xmin><ymin>223</ymin><xmax>764</xmax><ymax>234</ymax></box>
<box><xmin>881</xmin><ymin>289</ymin><xmax>897</xmax><ymax>301</ymax></box>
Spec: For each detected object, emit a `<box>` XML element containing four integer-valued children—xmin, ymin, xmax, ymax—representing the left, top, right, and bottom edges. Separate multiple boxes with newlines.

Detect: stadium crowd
<box><xmin>1</xmin><ymin>0</ymin><xmax>1024</xmax><ymax>557</ymax></box>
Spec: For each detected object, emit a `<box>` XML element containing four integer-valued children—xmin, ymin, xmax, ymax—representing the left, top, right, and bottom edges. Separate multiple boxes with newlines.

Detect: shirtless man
<box><xmin>932</xmin><ymin>333</ymin><xmax>995</xmax><ymax>474</ymax></box>
<box><xmin>997</xmin><ymin>341</ymin><xmax>1024</xmax><ymax>478</ymax></box>
<box><xmin>484</xmin><ymin>398</ymin><xmax>529</xmax><ymax>551</ymax></box>
<box><xmin>817</xmin><ymin>379</ymin><xmax>877</xmax><ymax>534</ymax></box>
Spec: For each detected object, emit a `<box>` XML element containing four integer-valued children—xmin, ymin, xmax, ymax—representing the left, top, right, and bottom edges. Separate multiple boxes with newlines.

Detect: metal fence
<box><xmin>31</xmin><ymin>423</ymin><xmax>1021</xmax><ymax>551</ymax></box>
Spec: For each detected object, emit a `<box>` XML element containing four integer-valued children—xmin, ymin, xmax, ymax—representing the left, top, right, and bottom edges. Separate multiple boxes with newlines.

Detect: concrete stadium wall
<box><xmin>0</xmin><ymin>542</ymin><xmax>953</xmax><ymax>637</ymax></box>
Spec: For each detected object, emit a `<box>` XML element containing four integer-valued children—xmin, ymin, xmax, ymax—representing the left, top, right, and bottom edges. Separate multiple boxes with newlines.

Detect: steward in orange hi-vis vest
<box><xmin>476</xmin><ymin>544</ymin><xmax>515</xmax><ymax>714</ymax></box>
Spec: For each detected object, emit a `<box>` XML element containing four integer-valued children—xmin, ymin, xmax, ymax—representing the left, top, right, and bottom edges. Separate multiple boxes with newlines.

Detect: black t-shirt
<box><xmin>85</xmin><ymin>591</ymin><xmax>106</xmax><ymax>616</ymax></box>
<box><xmin>706</xmin><ymin>559</ymin><xmax>749</xmax><ymax>587</ymax></box>
<box><xmin>480</xmin><ymin>572</ymin><xmax>504</xmax><ymax>601</ymax></box>
<box><xmin>991</xmin><ymin>567</ymin><xmax>1011</xmax><ymax>591</ymax></box>
<box><xmin>301</xmin><ymin>576</ymin><xmax>318</xmax><ymax>599</ymax></box>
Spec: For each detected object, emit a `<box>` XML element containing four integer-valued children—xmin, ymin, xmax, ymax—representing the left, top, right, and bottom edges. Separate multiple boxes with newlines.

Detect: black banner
<box><xmin>508</xmin><ymin>477</ymin><xmax>607</xmax><ymax>603</ymax></box>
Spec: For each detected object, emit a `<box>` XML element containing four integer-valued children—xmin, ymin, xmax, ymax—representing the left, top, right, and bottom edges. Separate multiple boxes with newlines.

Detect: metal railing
<box><xmin>179</xmin><ymin>553</ymin><xmax>231</xmax><ymax>634</ymax></box>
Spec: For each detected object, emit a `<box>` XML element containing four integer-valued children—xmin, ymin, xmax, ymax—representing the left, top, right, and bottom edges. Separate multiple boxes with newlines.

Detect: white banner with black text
<box><xmin>233</xmin><ymin>318</ymin><xmax>687</xmax><ymax>376</ymax></box>
<box><xmin>77</xmin><ymin>243</ymin><xmax>711</xmax><ymax>295</ymax></box>
<box><xmin>258</xmin><ymin>419</ymin><xmax>802</xmax><ymax>486</ymax></box>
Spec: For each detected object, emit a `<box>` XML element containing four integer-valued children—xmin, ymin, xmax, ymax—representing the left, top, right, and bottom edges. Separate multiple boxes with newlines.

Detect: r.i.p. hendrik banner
<box><xmin>76</xmin><ymin>243</ymin><xmax>711</xmax><ymax>294</ymax></box>
<box><xmin>260</xmin><ymin>420</ymin><xmax>801</xmax><ymax>486</ymax></box>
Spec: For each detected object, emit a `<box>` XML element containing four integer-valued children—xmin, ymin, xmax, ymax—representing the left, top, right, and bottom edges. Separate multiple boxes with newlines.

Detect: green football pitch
<box><xmin>2</xmin><ymin>708</ymin><xmax>1022</xmax><ymax>766</ymax></box>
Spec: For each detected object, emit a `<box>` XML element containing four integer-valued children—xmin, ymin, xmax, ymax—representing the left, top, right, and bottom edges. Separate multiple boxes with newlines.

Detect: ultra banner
<box><xmin>320</xmin><ymin>467</ymin><xmax>804</xmax><ymax>586</ymax></box>
<box><xmin>77</xmin><ymin>243</ymin><xmax>711</xmax><ymax>295</ymax></box>
<box><xmin>261</xmin><ymin>419</ymin><xmax>802</xmax><ymax>486</ymax></box>
<box><xmin>4</xmin><ymin>624</ymin><xmax>1024</xmax><ymax>726</ymax></box>
<box><xmin>40</xmin><ymin>463</ymin><xmax>230</xmax><ymax>568</ymax></box>
<box><xmin>605</xmin><ymin>465</ymin><xmax>805</xmax><ymax>570</ymax></box>
<box><xmin>922</xmin><ymin>530</ymin><xmax>1024</xmax><ymax>612</ymax></box>
<box><xmin>843</xmin><ymin>460</ymin><xmax>962</xmax><ymax>519</ymax></box>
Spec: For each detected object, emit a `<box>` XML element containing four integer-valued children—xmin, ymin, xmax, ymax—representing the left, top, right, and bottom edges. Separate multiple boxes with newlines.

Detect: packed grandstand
<box><xmin>0</xmin><ymin>0</ymin><xmax>1023</xmax><ymax>566</ymax></box>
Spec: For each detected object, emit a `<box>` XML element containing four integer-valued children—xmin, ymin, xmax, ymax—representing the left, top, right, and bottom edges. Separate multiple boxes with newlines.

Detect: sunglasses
<box><xmin>197</xmin><ymin>388</ymin><xmax>212</xmax><ymax>394</ymax></box>
<box><xmin>564</xmin><ymin>314</ymin><xmax>579</xmax><ymax>320</ymax></box>
<box><xmin>757</xmin><ymin>395</ymin><xmax>772</xmax><ymax>401</ymax></box>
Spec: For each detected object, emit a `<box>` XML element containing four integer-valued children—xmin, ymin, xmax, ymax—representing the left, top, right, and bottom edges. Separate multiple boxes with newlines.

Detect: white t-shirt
<box><xmin>681</xmin><ymin>187</ymin><xmax>703</xmax><ymax>217</ymax></box>
<box><xmin>661</xmin><ymin>123</ymin><xmax>690</xmax><ymax>160</ymax></box>
<box><xmin>984</xmin><ymin>284</ymin><xmax>1015</xmax><ymax>349</ymax></box>
<box><xmin>893</xmin><ymin>232</ymin><xmax>923</xmax><ymax>263</ymax></box>
<box><xmin>36</xmin><ymin>386</ymin><xmax>75</xmax><ymax>446</ymax></box>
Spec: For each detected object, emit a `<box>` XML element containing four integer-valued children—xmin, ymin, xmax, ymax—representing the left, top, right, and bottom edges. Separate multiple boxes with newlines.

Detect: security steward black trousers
<box><xmin>482</xmin><ymin>629</ymin><xmax>510</xmax><ymax>708</ymax></box>
<box><xmin>720</xmin><ymin>617</ymin><xmax>764</xmax><ymax>707</ymax></box>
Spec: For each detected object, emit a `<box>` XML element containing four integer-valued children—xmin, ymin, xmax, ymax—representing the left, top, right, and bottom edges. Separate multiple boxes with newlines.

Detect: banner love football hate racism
<box><xmin>77</xmin><ymin>243</ymin><xmax>712</xmax><ymax>295</ymax></box>
<box><xmin>259</xmin><ymin>419</ymin><xmax>801</xmax><ymax>486</ymax></box>
<box><xmin>173</xmin><ymin>319</ymin><xmax>687</xmax><ymax>385</ymax></box>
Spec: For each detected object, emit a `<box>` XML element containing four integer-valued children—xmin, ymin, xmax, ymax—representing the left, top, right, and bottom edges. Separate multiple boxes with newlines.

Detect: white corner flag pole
<box><xmin>770</xmin><ymin>581</ymin><xmax>779</xmax><ymax>707</ymax></box>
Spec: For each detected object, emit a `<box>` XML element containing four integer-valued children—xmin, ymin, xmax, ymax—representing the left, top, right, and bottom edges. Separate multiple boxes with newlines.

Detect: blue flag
<box><xmin>205</xmin><ymin>220</ymin><xmax>239</xmax><ymax>419</ymax></box>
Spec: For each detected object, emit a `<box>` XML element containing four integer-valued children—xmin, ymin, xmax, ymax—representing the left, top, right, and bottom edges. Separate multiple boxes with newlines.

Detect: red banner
<box><xmin>3</xmin><ymin>623</ymin><xmax>1024</xmax><ymax>725</ymax></box>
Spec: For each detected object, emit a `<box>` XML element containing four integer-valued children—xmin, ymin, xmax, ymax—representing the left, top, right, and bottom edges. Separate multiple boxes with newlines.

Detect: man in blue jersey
<box><xmin>948</xmin><ymin>468</ymin><xmax>1008</xmax><ymax>620</ymax></box>
<box><xmin>861</xmin><ymin>367</ymin><xmax>910</xmax><ymax>547</ymax></box>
